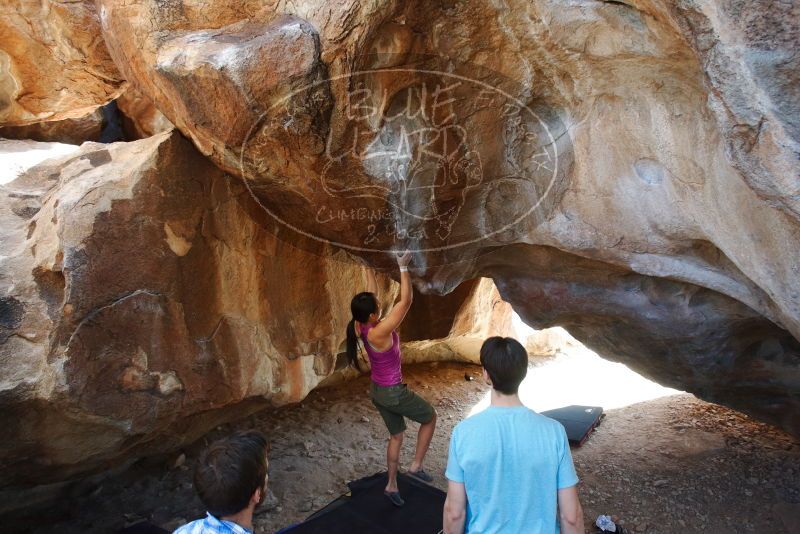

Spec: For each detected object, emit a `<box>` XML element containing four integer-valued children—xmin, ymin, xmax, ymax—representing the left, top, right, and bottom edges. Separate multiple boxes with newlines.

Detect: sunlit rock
<box><xmin>116</xmin><ymin>87</ymin><xmax>173</xmax><ymax>139</ymax></box>
<box><xmin>0</xmin><ymin>1</ymin><xmax>124</xmax><ymax>125</ymax></box>
<box><xmin>0</xmin><ymin>132</ymin><xmax>387</xmax><ymax>491</ymax></box>
<box><xmin>0</xmin><ymin>109</ymin><xmax>104</xmax><ymax>145</ymax></box>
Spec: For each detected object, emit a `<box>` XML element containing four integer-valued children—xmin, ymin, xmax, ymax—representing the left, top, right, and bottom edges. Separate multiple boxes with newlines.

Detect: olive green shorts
<box><xmin>370</xmin><ymin>382</ymin><xmax>435</xmax><ymax>436</ymax></box>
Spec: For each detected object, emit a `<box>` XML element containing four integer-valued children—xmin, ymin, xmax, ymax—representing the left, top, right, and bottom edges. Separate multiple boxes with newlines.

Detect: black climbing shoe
<box><xmin>384</xmin><ymin>491</ymin><xmax>405</xmax><ymax>507</ymax></box>
<box><xmin>408</xmin><ymin>469</ymin><xmax>434</xmax><ymax>483</ymax></box>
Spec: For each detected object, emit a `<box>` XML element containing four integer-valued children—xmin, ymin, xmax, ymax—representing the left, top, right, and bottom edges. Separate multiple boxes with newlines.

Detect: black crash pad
<box><xmin>277</xmin><ymin>472</ymin><xmax>446</xmax><ymax>534</ymax></box>
<box><xmin>541</xmin><ymin>405</ymin><xmax>604</xmax><ymax>446</ymax></box>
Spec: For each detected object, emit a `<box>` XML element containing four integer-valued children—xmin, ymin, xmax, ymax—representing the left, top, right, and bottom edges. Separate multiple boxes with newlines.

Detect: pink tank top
<box><xmin>359</xmin><ymin>323</ymin><xmax>402</xmax><ymax>386</ymax></box>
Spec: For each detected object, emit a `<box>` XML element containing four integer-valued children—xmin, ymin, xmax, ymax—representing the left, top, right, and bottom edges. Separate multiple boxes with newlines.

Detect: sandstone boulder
<box><xmin>401</xmin><ymin>278</ymin><xmax>514</xmax><ymax>364</ymax></box>
<box><xmin>0</xmin><ymin>139</ymin><xmax>81</xmax><ymax>185</ymax></box>
<box><xmin>477</xmin><ymin>244</ymin><xmax>800</xmax><ymax>435</ymax></box>
<box><xmin>0</xmin><ymin>109</ymin><xmax>104</xmax><ymax>145</ymax></box>
<box><xmin>0</xmin><ymin>1</ymin><xmax>124</xmax><ymax>126</ymax></box>
<box><xmin>116</xmin><ymin>88</ymin><xmax>173</xmax><ymax>139</ymax></box>
<box><xmin>0</xmin><ymin>131</ymin><xmax>385</xmax><ymax>492</ymax></box>
<box><xmin>94</xmin><ymin>0</ymin><xmax>800</xmax><ymax>435</ymax></box>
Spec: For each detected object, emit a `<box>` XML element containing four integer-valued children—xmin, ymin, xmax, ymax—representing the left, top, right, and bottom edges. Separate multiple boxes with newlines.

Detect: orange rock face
<box><xmin>93</xmin><ymin>0</ymin><xmax>799</xmax><ymax>438</ymax></box>
<box><xmin>402</xmin><ymin>278</ymin><xmax>515</xmax><ymax>364</ymax></box>
<box><xmin>0</xmin><ymin>1</ymin><xmax>124</xmax><ymax>125</ymax></box>
<box><xmin>116</xmin><ymin>87</ymin><xmax>173</xmax><ymax>139</ymax></box>
<box><xmin>0</xmin><ymin>109</ymin><xmax>104</xmax><ymax>144</ymax></box>
<box><xmin>0</xmin><ymin>132</ymin><xmax>373</xmax><ymax>490</ymax></box>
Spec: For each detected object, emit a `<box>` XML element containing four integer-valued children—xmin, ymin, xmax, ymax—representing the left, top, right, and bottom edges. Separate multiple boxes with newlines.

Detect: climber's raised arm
<box><xmin>370</xmin><ymin>251</ymin><xmax>413</xmax><ymax>339</ymax></box>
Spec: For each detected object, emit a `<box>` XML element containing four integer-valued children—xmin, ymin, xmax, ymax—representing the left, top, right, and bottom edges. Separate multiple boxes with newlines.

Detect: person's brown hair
<box><xmin>479</xmin><ymin>337</ymin><xmax>528</xmax><ymax>395</ymax></box>
<box><xmin>193</xmin><ymin>430</ymin><xmax>269</xmax><ymax>517</ymax></box>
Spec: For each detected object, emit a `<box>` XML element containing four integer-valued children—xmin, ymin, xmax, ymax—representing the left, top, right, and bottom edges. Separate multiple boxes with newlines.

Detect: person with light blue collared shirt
<box><xmin>443</xmin><ymin>337</ymin><xmax>584</xmax><ymax>534</ymax></box>
<box><xmin>174</xmin><ymin>431</ymin><xmax>269</xmax><ymax>534</ymax></box>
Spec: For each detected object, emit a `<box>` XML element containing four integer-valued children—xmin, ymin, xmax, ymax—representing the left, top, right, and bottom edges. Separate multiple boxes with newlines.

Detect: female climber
<box><xmin>346</xmin><ymin>251</ymin><xmax>437</xmax><ymax>507</ymax></box>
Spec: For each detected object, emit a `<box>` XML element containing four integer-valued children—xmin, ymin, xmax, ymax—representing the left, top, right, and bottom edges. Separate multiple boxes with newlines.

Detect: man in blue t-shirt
<box><xmin>444</xmin><ymin>337</ymin><xmax>584</xmax><ymax>534</ymax></box>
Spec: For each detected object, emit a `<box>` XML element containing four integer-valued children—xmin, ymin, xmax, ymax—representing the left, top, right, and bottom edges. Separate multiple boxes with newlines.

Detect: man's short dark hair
<box><xmin>194</xmin><ymin>430</ymin><xmax>269</xmax><ymax>517</ymax></box>
<box><xmin>480</xmin><ymin>337</ymin><xmax>528</xmax><ymax>395</ymax></box>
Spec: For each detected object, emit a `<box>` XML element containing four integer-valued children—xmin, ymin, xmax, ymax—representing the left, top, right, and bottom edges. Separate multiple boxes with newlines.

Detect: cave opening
<box><xmin>467</xmin><ymin>312</ymin><xmax>682</xmax><ymax>417</ymax></box>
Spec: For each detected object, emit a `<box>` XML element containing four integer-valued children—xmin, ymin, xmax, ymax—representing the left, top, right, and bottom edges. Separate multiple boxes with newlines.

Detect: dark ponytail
<box><xmin>347</xmin><ymin>292</ymin><xmax>378</xmax><ymax>372</ymax></box>
<box><xmin>346</xmin><ymin>318</ymin><xmax>361</xmax><ymax>372</ymax></box>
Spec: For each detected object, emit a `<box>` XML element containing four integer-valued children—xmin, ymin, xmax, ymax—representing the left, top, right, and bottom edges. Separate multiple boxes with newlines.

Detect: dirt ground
<box><xmin>12</xmin><ymin>361</ymin><xmax>800</xmax><ymax>533</ymax></box>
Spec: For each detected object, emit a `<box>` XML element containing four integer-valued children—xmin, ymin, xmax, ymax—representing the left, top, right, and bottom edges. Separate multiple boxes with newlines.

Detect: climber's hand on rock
<box><xmin>396</xmin><ymin>250</ymin><xmax>412</xmax><ymax>268</ymax></box>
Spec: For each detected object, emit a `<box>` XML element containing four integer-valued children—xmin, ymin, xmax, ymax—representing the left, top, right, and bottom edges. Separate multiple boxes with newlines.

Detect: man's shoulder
<box><xmin>172</xmin><ymin>514</ymin><xmax>250</xmax><ymax>534</ymax></box>
<box><xmin>173</xmin><ymin>517</ymin><xmax>212</xmax><ymax>534</ymax></box>
<box><xmin>455</xmin><ymin>407</ymin><xmax>564</xmax><ymax>434</ymax></box>
<box><xmin>173</xmin><ymin>519</ymin><xmax>201</xmax><ymax>534</ymax></box>
<box><xmin>530</xmin><ymin>410</ymin><xmax>570</xmax><ymax>437</ymax></box>
<box><xmin>453</xmin><ymin>406</ymin><xmax>497</xmax><ymax>430</ymax></box>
